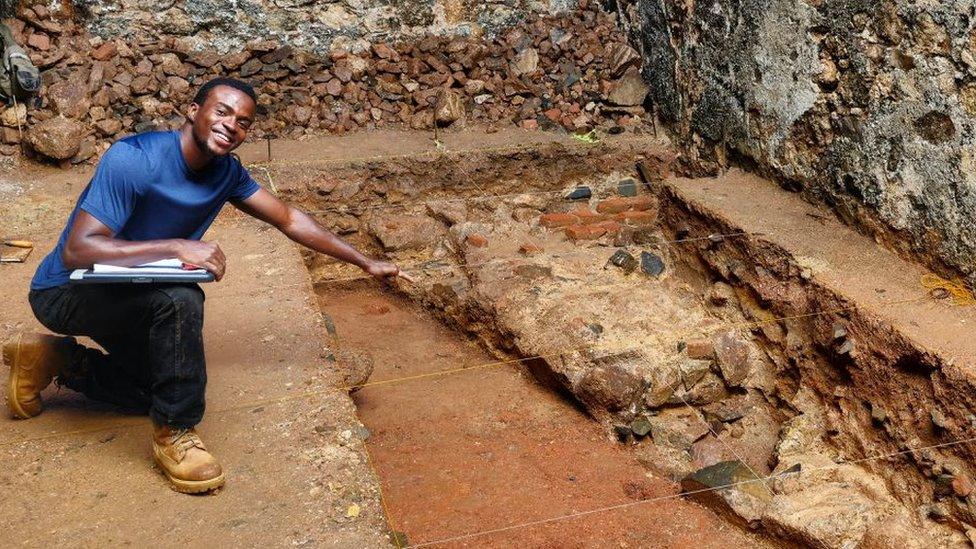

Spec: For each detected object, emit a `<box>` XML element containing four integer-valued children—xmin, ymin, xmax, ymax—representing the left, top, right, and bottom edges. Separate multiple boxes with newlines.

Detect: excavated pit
<box><xmin>279</xmin><ymin>134</ymin><xmax>975</xmax><ymax>547</ymax></box>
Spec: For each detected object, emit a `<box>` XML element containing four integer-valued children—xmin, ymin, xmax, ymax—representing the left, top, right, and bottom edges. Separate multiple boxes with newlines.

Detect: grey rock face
<box><xmin>615</xmin><ymin>0</ymin><xmax>976</xmax><ymax>277</ymax></box>
<box><xmin>73</xmin><ymin>0</ymin><xmax>573</xmax><ymax>55</ymax></box>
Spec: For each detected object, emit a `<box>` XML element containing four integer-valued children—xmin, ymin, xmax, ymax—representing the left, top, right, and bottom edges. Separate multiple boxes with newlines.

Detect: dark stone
<box><xmin>566</xmin><ymin>185</ymin><xmax>592</xmax><ymax>200</ymax></box>
<box><xmin>617</xmin><ymin>178</ymin><xmax>638</xmax><ymax>196</ymax></box>
<box><xmin>608</xmin><ymin>249</ymin><xmax>638</xmax><ymax>273</ymax></box>
<box><xmin>631</xmin><ymin>416</ymin><xmax>652</xmax><ymax>437</ymax></box>
<box><xmin>681</xmin><ymin>461</ymin><xmax>771</xmax><ymax>527</ymax></box>
<box><xmin>640</xmin><ymin>251</ymin><xmax>665</xmax><ymax>276</ymax></box>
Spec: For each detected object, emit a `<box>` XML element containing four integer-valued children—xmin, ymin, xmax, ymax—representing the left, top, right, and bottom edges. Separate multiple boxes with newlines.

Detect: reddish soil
<box><xmin>316</xmin><ymin>283</ymin><xmax>768</xmax><ymax>548</ymax></box>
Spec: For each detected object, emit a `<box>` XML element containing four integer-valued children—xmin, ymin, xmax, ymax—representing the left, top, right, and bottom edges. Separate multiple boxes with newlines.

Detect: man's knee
<box><xmin>151</xmin><ymin>285</ymin><xmax>205</xmax><ymax>321</ymax></box>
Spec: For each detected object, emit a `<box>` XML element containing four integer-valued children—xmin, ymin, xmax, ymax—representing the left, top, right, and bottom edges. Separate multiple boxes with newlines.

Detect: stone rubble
<box><xmin>1</xmin><ymin>0</ymin><xmax>653</xmax><ymax>163</ymax></box>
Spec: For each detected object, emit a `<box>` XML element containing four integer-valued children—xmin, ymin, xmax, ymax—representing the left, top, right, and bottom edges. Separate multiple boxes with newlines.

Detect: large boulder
<box><xmin>26</xmin><ymin>116</ymin><xmax>84</xmax><ymax>161</ymax></box>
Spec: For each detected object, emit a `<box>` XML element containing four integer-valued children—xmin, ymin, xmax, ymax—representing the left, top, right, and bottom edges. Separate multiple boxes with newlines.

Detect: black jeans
<box><xmin>29</xmin><ymin>283</ymin><xmax>207</xmax><ymax>429</ymax></box>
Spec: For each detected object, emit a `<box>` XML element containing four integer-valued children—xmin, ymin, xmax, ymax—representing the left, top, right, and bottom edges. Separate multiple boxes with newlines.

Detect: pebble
<box><xmin>640</xmin><ymin>251</ymin><xmax>665</xmax><ymax>276</ymax></box>
<box><xmin>617</xmin><ymin>178</ymin><xmax>638</xmax><ymax>196</ymax></box>
<box><xmin>566</xmin><ymin>185</ymin><xmax>592</xmax><ymax>200</ymax></box>
<box><xmin>608</xmin><ymin>249</ymin><xmax>638</xmax><ymax>273</ymax></box>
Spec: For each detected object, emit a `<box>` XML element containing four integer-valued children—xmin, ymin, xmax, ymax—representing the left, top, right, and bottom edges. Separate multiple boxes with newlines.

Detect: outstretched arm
<box><xmin>234</xmin><ymin>188</ymin><xmax>400</xmax><ymax>282</ymax></box>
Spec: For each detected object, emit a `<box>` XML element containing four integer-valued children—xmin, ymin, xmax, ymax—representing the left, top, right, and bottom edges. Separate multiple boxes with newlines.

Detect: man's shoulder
<box><xmin>101</xmin><ymin>131</ymin><xmax>174</xmax><ymax>172</ymax></box>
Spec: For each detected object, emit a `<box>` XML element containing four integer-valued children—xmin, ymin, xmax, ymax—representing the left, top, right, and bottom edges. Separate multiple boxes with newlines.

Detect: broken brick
<box><xmin>565</xmin><ymin>224</ymin><xmax>607</xmax><ymax>240</ymax></box>
<box><xmin>540</xmin><ymin>212</ymin><xmax>579</xmax><ymax>228</ymax></box>
<box><xmin>616</xmin><ymin>210</ymin><xmax>656</xmax><ymax>226</ymax></box>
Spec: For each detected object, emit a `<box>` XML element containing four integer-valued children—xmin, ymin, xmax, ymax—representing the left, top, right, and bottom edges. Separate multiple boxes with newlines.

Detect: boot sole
<box><xmin>5</xmin><ymin>334</ymin><xmax>35</xmax><ymax>420</ymax></box>
<box><xmin>153</xmin><ymin>453</ymin><xmax>225</xmax><ymax>494</ymax></box>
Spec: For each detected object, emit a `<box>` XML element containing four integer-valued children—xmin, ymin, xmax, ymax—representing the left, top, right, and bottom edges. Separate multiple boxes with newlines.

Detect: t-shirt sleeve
<box><xmin>228</xmin><ymin>160</ymin><xmax>261</xmax><ymax>202</ymax></box>
<box><xmin>78</xmin><ymin>143</ymin><xmax>144</xmax><ymax>233</ymax></box>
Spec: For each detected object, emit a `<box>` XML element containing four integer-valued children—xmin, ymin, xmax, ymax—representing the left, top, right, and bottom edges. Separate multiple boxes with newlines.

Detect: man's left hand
<box><xmin>364</xmin><ymin>260</ymin><xmax>401</xmax><ymax>283</ymax></box>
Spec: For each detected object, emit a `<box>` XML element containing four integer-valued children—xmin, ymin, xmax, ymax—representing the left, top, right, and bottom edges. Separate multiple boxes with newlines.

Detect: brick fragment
<box><xmin>616</xmin><ymin>210</ymin><xmax>656</xmax><ymax>226</ymax></box>
<box><xmin>565</xmin><ymin>224</ymin><xmax>607</xmax><ymax>241</ymax></box>
<box><xmin>539</xmin><ymin>212</ymin><xmax>579</xmax><ymax>228</ymax></box>
<box><xmin>597</xmin><ymin>195</ymin><xmax>657</xmax><ymax>214</ymax></box>
<box><xmin>519</xmin><ymin>243</ymin><xmax>543</xmax><ymax>256</ymax></box>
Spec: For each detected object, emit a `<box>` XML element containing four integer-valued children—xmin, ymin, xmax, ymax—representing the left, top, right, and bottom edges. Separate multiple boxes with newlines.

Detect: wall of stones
<box><xmin>613</xmin><ymin>0</ymin><xmax>976</xmax><ymax>280</ymax></box>
<box><xmin>0</xmin><ymin>1</ymin><xmax>654</xmax><ymax>164</ymax></box>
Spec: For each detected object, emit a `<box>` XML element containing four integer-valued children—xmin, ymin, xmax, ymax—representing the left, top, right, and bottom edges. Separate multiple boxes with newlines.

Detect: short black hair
<box><xmin>192</xmin><ymin>77</ymin><xmax>257</xmax><ymax>107</ymax></box>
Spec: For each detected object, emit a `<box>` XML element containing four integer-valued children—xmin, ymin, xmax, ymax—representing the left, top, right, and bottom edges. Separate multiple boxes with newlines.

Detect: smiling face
<box><xmin>187</xmin><ymin>85</ymin><xmax>256</xmax><ymax>157</ymax></box>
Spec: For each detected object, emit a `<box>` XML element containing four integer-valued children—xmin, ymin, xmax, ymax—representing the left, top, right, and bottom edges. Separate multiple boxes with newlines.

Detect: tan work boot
<box><xmin>4</xmin><ymin>333</ymin><xmax>77</xmax><ymax>419</ymax></box>
<box><xmin>152</xmin><ymin>425</ymin><xmax>225</xmax><ymax>493</ymax></box>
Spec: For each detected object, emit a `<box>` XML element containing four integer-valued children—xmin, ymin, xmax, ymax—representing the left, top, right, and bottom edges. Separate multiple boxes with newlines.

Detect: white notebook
<box><xmin>92</xmin><ymin>258</ymin><xmax>207</xmax><ymax>274</ymax></box>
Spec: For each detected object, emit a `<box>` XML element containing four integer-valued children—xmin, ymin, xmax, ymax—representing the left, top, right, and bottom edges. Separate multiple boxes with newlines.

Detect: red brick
<box><xmin>629</xmin><ymin>195</ymin><xmax>657</xmax><ymax>211</ymax></box>
<box><xmin>594</xmin><ymin>220</ymin><xmax>622</xmax><ymax>236</ymax></box>
<box><xmin>565</xmin><ymin>224</ymin><xmax>607</xmax><ymax>241</ymax></box>
<box><xmin>596</xmin><ymin>197</ymin><xmax>634</xmax><ymax>214</ymax></box>
<box><xmin>520</xmin><ymin>118</ymin><xmax>538</xmax><ymax>130</ymax></box>
<box><xmin>597</xmin><ymin>195</ymin><xmax>657</xmax><ymax>214</ymax></box>
<box><xmin>539</xmin><ymin>212</ymin><xmax>579</xmax><ymax>228</ymax></box>
<box><xmin>466</xmin><ymin>233</ymin><xmax>488</xmax><ymax>248</ymax></box>
<box><xmin>571</xmin><ymin>207</ymin><xmax>606</xmax><ymax>225</ymax></box>
<box><xmin>616</xmin><ymin>210</ymin><xmax>657</xmax><ymax>226</ymax></box>
<box><xmin>544</xmin><ymin>108</ymin><xmax>562</xmax><ymax>121</ymax></box>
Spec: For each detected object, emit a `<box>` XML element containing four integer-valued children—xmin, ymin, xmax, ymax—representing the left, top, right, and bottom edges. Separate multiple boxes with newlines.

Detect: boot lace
<box><xmin>171</xmin><ymin>429</ymin><xmax>205</xmax><ymax>458</ymax></box>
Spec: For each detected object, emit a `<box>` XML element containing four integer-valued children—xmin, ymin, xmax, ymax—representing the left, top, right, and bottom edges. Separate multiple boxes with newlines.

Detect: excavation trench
<box><xmin>284</xmin><ymin>136</ymin><xmax>974</xmax><ymax>547</ymax></box>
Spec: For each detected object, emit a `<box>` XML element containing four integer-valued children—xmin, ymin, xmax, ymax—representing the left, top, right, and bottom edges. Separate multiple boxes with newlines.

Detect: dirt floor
<box><xmin>0</xmin><ymin>163</ymin><xmax>389</xmax><ymax>546</ymax></box>
<box><xmin>317</xmin><ymin>283</ymin><xmax>767</xmax><ymax>548</ymax></box>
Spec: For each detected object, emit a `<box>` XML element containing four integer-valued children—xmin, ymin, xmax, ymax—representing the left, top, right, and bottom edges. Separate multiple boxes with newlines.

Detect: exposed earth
<box><xmin>3</xmin><ymin>127</ymin><xmax>976</xmax><ymax>547</ymax></box>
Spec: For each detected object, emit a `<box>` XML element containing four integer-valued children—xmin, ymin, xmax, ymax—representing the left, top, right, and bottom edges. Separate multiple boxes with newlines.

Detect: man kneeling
<box><xmin>5</xmin><ymin>77</ymin><xmax>400</xmax><ymax>493</ymax></box>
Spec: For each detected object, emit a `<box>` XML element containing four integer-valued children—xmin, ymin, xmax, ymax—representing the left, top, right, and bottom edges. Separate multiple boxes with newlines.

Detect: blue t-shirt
<box><xmin>31</xmin><ymin>131</ymin><xmax>261</xmax><ymax>290</ymax></box>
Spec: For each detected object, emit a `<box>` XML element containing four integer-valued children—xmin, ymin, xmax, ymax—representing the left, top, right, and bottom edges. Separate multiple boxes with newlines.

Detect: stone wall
<box><xmin>68</xmin><ymin>0</ymin><xmax>574</xmax><ymax>55</ymax></box>
<box><xmin>0</xmin><ymin>1</ymin><xmax>654</xmax><ymax>163</ymax></box>
<box><xmin>614</xmin><ymin>0</ymin><xmax>976</xmax><ymax>280</ymax></box>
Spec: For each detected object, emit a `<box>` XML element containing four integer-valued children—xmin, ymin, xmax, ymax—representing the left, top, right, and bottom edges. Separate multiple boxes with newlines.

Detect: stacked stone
<box><xmin>0</xmin><ymin>0</ymin><xmax>651</xmax><ymax>164</ymax></box>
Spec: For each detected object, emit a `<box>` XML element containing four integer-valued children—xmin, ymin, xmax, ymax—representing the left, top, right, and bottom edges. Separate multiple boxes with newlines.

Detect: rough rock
<box><xmin>713</xmin><ymin>331</ymin><xmax>751</xmax><ymax>386</ymax></box>
<box><xmin>46</xmin><ymin>79</ymin><xmax>91</xmax><ymax>119</ymax></box>
<box><xmin>608</xmin><ymin>72</ymin><xmax>649</xmax><ymax>107</ymax></box>
<box><xmin>434</xmin><ymin>89</ymin><xmax>464</xmax><ymax>126</ymax></box>
<box><xmin>511</xmin><ymin>47</ymin><xmax>539</xmax><ymax>76</ymax></box>
<box><xmin>367</xmin><ymin>214</ymin><xmax>443</xmax><ymax>252</ymax></box>
<box><xmin>332</xmin><ymin>348</ymin><xmax>374</xmax><ymax>391</ymax></box>
<box><xmin>25</xmin><ymin>117</ymin><xmax>84</xmax><ymax>160</ymax></box>
<box><xmin>650</xmin><ymin>407</ymin><xmax>710</xmax><ymax>451</ymax></box>
<box><xmin>681</xmin><ymin>461</ymin><xmax>772</xmax><ymax>528</ymax></box>
<box><xmin>577</xmin><ymin>364</ymin><xmax>643</xmax><ymax>413</ymax></box>
<box><xmin>616</xmin><ymin>0</ymin><xmax>976</xmax><ymax>279</ymax></box>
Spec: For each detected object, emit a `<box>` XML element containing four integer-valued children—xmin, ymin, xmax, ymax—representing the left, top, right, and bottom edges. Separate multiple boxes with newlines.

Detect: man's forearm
<box><xmin>279</xmin><ymin>209</ymin><xmax>373</xmax><ymax>269</ymax></box>
<box><xmin>62</xmin><ymin>234</ymin><xmax>181</xmax><ymax>269</ymax></box>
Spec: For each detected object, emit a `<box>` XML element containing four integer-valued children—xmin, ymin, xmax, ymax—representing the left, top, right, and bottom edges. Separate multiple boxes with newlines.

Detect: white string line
<box><xmin>406</xmin><ymin>435</ymin><xmax>976</xmax><ymax>548</ymax></box>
